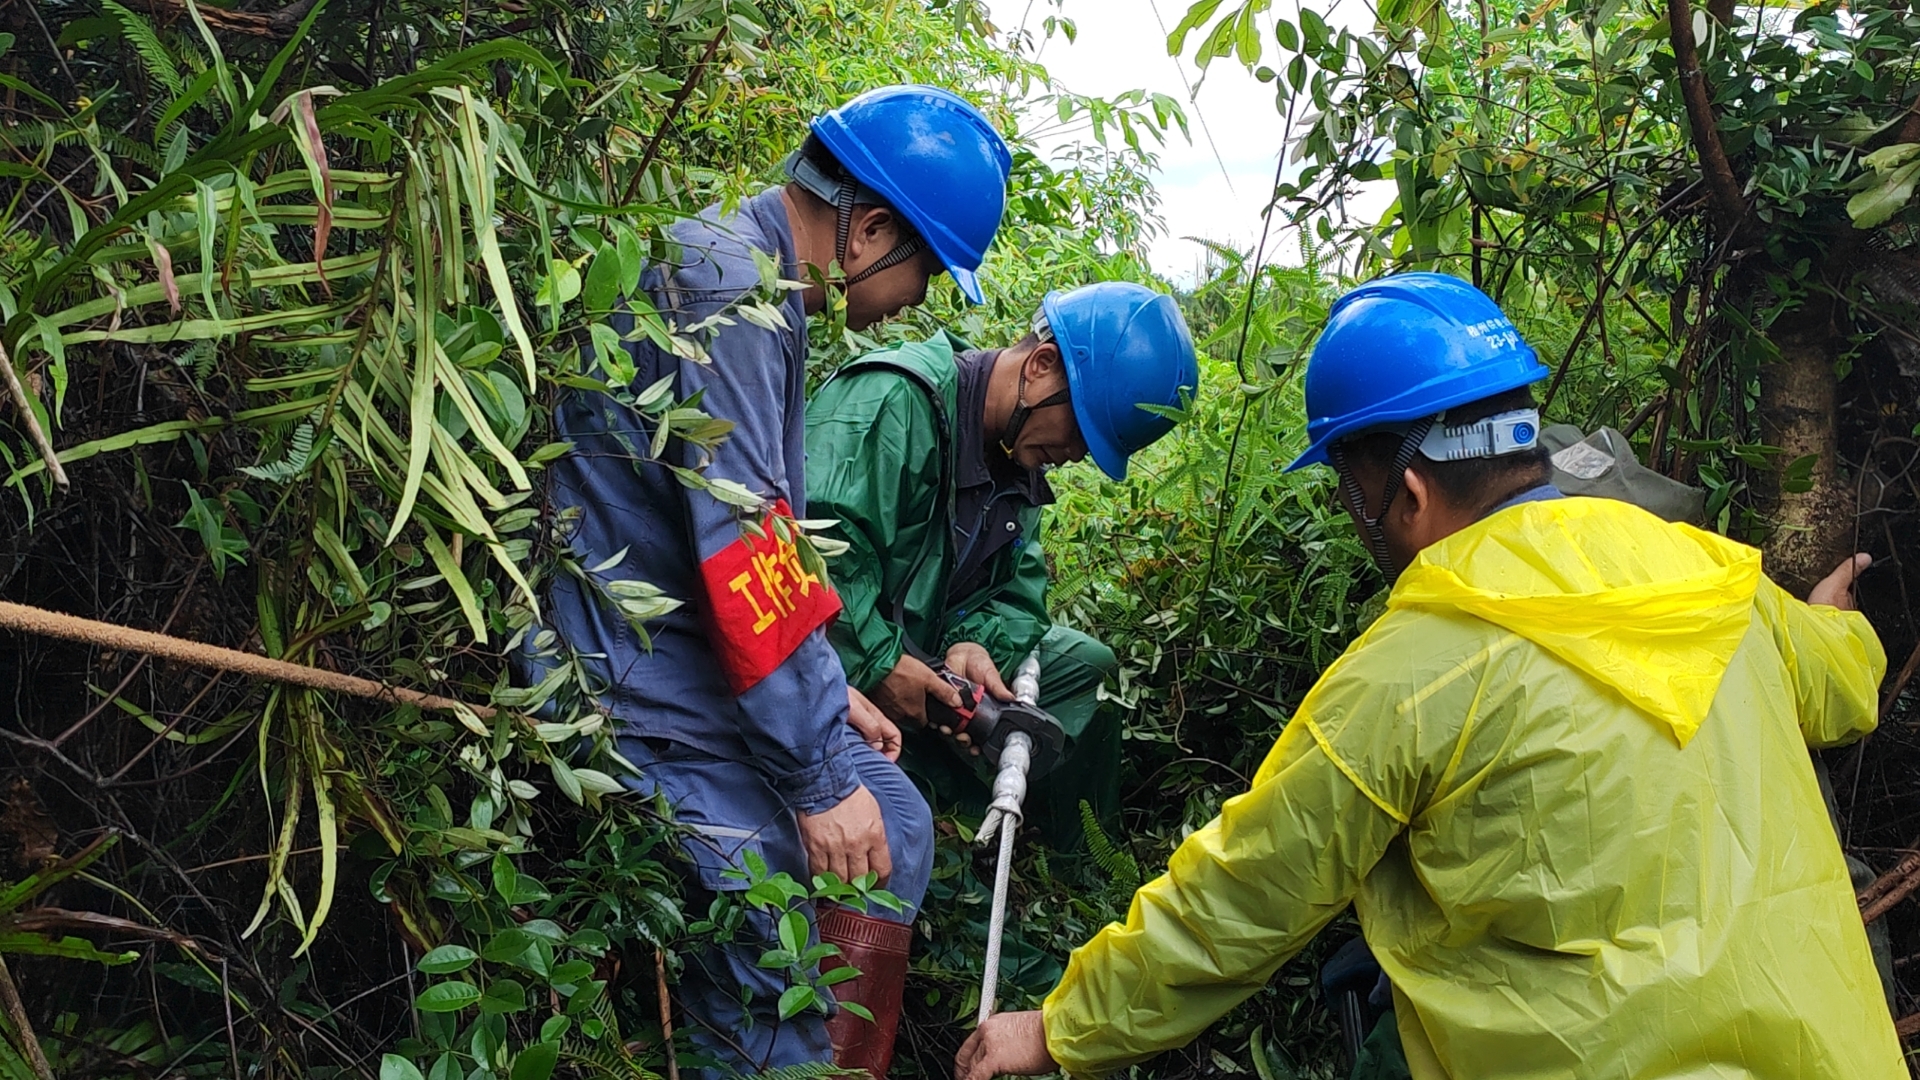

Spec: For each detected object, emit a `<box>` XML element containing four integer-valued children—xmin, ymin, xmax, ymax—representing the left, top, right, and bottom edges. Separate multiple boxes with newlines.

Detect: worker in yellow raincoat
<box><xmin>955</xmin><ymin>272</ymin><xmax>1901</xmax><ymax>1079</ymax></box>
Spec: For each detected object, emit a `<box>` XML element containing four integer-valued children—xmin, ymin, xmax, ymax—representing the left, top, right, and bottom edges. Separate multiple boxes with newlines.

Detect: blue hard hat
<box><xmin>810</xmin><ymin>85</ymin><xmax>1012</xmax><ymax>305</ymax></box>
<box><xmin>1286</xmin><ymin>272</ymin><xmax>1549</xmax><ymax>471</ymax></box>
<box><xmin>1044</xmin><ymin>282</ymin><xmax>1200</xmax><ymax>481</ymax></box>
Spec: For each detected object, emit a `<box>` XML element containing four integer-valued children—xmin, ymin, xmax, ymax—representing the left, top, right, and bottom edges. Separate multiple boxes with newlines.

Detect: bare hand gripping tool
<box><xmin>923</xmin><ymin>666</ymin><xmax>1067</xmax><ymax>778</ymax></box>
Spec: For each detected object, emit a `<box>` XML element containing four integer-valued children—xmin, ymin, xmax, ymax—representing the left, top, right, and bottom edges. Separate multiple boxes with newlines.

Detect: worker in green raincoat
<box><xmin>955</xmin><ymin>273</ymin><xmax>1901</xmax><ymax>1080</ymax></box>
<box><xmin>804</xmin><ymin>282</ymin><xmax>1199</xmax><ymax>843</ymax></box>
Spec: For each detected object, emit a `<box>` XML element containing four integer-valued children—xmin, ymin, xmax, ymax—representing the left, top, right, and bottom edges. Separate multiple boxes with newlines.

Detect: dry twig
<box><xmin>0</xmin><ymin>601</ymin><xmax>492</xmax><ymax>717</ymax></box>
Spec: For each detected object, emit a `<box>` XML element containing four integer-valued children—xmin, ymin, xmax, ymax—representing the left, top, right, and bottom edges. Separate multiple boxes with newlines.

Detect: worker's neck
<box><xmin>780</xmin><ymin>185</ymin><xmax>839</xmax><ymax>318</ymax></box>
<box><xmin>981</xmin><ymin>341</ymin><xmax>1038</xmax><ymax>450</ymax></box>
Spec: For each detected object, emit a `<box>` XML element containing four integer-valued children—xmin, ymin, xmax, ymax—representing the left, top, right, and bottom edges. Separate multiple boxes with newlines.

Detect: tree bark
<box><xmin>1754</xmin><ymin>290</ymin><xmax>1854</xmax><ymax>595</ymax></box>
<box><xmin>1666</xmin><ymin>0</ymin><xmax>1748</xmax><ymax>239</ymax></box>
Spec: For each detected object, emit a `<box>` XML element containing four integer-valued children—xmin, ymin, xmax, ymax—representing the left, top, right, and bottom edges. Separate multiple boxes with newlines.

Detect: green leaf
<box><xmin>479</xmin><ymin>978</ymin><xmax>528</xmax><ymax>1014</ymax></box>
<box><xmin>415</xmin><ymin>981</ymin><xmax>481</xmax><ymax>1013</ymax></box>
<box><xmin>776</xmin><ymin>984</ymin><xmax>817</xmax><ymax>1020</ymax></box>
<box><xmin>534</xmin><ymin>258</ymin><xmax>582</xmax><ymax>308</ymax></box>
<box><xmin>1168</xmin><ymin>0</ymin><xmax>1225</xmax><ymax>55</ymax></box>
<box><xmin>1847</xmin><ymin>160</ymin><xmax>1920</xmax><ymax>229</ymax></box>
<box><xmin>816</xmin><ymin>964</ymin><xmax>860</xmax><ymax>987</ymax></box>
<box><xmin>0</xmin><ymin>932</ymin><xmax>137</xmax><ymax>965</ymax></box>
<box><xmin>417</xmin><ymin>945</ymin><xmax>478</xmax><ymax>975</ymax></box>
<box><xmin>381</xmin><ymin>1055</ymin><xmax>427</xmax><ymax>1080</ymax></box>
<box><xmin>839</xmin><ymin>1001</ymin><xmax>874</xmax><ymax>1022</ymax></box>
<box><xmin>509</xmin><ymin>1041</ymin><xmax>559</xmax><ymax>1080</ymax></box>
<box><xmin>481</xmin><ymin>928</ymin><xmax>536</xmax><ymax>963</ymax></box>
<box><xmin>1862</xmin><ymin>143</ymin><xmax>1920</xmax><ymax>172</ymax></box>
<box><xmin>583</xmin><ymin>245</ymin><xmax>623</xmax><ymax>313</ymax></box>
<box><xmin>419</xmin><ymin>523</ymin><xmax>485</xmax><ymax>642</ymax></box>
<box><xmin>549</xmin><ymin>758</ymin><xmax>584</xmax><ymax>805</ymax></box>
<box><xmin>777</xmin><ymin>909</ymin><xmax>807</xmax><ymax>956</ymax></box>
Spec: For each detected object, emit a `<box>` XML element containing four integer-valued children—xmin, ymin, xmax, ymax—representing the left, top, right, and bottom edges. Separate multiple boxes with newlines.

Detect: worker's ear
<box><xmin>1396</xmin><ymin>464</ymin><xmax>1434</xmax><ymax>531</ymax></box>
<box><xmin>1023</xmin><ymin>340</ymin><xmax>1062</xmax><ymax>379</ymax></box>
<box><xmin>844</xmin><ymin>205</ymin><xmax>903</xmax><ymax>263</ymax></box>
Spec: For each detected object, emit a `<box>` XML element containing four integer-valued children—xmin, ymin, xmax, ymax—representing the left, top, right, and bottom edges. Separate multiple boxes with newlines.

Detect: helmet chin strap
<box><xmin>1330</xmin><ymin>416</ymin><xmax>1435</xmax><ymax>580</ymax></box>
<box><xmin>999</xmin><ymin>364</ymin><xmax>1072</xmax><ymax>458</ymax></box>
<box><xmin>831</xmin><ymin>186</ymin><xmax>926</xmax><ymax>290</ymax></box>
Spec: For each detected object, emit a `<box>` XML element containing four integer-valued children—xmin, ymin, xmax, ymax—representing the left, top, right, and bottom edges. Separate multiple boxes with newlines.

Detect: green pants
<box><xmin>901</xmin><ymin>625</ymin><xmax>1119</xmax><ymax>849</ymax></box>
<box><xmin>1351</xmin><ymin>1013</ymin><xmax>1411</xmax><ymax>1080</ymax></box>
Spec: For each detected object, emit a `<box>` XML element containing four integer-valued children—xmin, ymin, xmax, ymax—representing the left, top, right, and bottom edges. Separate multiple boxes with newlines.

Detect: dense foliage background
<box><xmin>0</xmin><ymin>0</ymin><xmax>1917</xmax><ymax>1076</ymax></box>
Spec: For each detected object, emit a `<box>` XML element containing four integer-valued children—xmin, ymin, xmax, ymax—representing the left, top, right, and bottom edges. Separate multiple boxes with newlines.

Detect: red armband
<box><xmin>699</xmin><ymin>499</ymin><xmax>842</xmax><ymax>694</ymax></box>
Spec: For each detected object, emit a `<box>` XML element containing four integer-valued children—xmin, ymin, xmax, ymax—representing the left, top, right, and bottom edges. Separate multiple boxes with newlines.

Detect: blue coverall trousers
<box><xmin>618</xmin><ymin>724</ymin><xmax>934</xmax><ymax>1077</ymax></box>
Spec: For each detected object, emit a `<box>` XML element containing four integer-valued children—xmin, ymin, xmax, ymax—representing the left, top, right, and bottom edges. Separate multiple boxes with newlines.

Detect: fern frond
<box><xmin>240</xmin><ymin>421</ymin><xmax>317</xmax><ymax>483</ymax></box>
<box><xmin>101</xmin><ymin>0</ymin><xmax>188</xmax><ymax>99</ymax></box>
<box><xmin>99</xmin><ymin>130</ymin><xmax>165</xmax><ymax>172</ymax></box>
<box><xmin>1079</xmin><ymin>800</ymin><xmax>1141</xmax><ymax>892</ymax></box>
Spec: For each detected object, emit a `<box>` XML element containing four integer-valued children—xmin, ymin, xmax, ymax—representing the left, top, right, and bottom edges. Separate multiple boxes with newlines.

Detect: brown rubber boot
<box><xmin>817</xmin><ymin>904</ymin><xmax>913</xmax><ymax>1079</ymax></box>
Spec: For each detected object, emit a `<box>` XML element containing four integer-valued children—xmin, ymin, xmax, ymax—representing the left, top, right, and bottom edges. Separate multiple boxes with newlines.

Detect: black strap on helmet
<box><xmin>790</xmin><ymin>150</ymin><xmax>927</xmax><ymax>292</ymax></box>
<box><xmin>1329</xmin><ymin>415</ymin><xmax>1435</xmax><ymax>578</ymax></box>
<box><xmin>998</xmin><ymin>362</ymin><xmax>1071</xmax><ymax>456</ymax></box>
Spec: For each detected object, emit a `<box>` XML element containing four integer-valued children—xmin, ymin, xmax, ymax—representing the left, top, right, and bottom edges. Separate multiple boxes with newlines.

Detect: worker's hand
<box><xmin>796</xmin><ymin>785</ymin><xmax>891</xmax><ymax>886</ymax></box>
<box><xmin>846</xmin><ymin>686</ymin><xmax>902</xmax><ymax>761</ymax></box>
<box><xmin>937</xmin><ymin>642</ymin><xmax>1009</xmax><ymax>756</ymax></box>
<box><xmin>869</xmin><ymin>653</ymin><xmax>961</xmax><ymax>729</ymax></box>
<box><xmin>955</xmin><ymin>1010</ymin><xmax>1055</xmax><ymax>1080</ymax></box>
<box><xmin>946</xmin><ymin>641</ymin><xmax>1011</xmax><ymax>700</ymax></box>
<box><xmin>1809</xmin><ymin>552</ymin><xmax>1872</xmax><ymax>610</ymax></box>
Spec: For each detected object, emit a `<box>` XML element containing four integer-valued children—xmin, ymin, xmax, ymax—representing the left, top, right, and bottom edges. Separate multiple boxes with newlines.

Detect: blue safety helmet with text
<box><xmin>1041</xmin><ymin>282</ymin><xmax>1200</xmax><ymax>481</ymax></box>
<box><xmin>1286</xmin><ymin>272</ymin><xmax>1550</xmax><ymax>472</ymax></box>
<box><xmin>805</xmin><ymin>85</ymin><xmax>1012</xmax><ymax>305</ymax></box>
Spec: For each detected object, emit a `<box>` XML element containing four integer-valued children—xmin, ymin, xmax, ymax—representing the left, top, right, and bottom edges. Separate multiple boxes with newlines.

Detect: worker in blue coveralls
<box><xmin>530</xmin><ymin>86</ymin><xmax>1011</xmax><ymax>1078</ymax></box>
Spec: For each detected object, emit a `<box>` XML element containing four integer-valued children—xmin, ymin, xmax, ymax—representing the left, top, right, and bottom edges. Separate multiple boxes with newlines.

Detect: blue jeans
<box><xmin>618</xmin><ymin>725</ymin><xmax>933</xmax><ymax>1077</ymax></box>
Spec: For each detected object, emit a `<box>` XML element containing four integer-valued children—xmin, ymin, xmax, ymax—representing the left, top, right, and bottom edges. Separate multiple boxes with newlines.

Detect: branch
<box><xmin>1665</xmin><ymin>0</ymin><xmax>1747</xmax><ymax>237</ymax></box>
<box><xmin>0</xmin><ymin>601</ymin><xmax>493</xmax><ymax>717</ymax></box>
<box><xmin>117</xmin><ymin>0</ymin><xmax>320</xmax><ymax>38</ymax></box>
<box><xmin>0</xmin><ymin>956</ymin><xmax>52</xmax><ymax>1080</ymax></box>
<box><xmin>619</xmin><ymin>26</ymin><xmax>728</xmax><ymax>207</ymax></box>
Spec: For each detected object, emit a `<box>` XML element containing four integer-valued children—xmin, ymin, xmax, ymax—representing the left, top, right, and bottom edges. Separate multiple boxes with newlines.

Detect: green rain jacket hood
<box><xmin>1043</xmin><ymin>496</ymin><xmax>1898</xmax><ymax>1079</ymax></box>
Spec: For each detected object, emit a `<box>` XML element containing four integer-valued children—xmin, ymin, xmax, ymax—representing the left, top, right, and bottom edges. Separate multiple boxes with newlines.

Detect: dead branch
<box><xmin>115</xmin><ymin>0</ymin><xmax>320</xmax><ymax>38</ymax></box>
<box><xmin>0</xmin><ymin>601</ymin><xmax>493</xmax><ymax>718</ymax></box>
<box><xmin>0</xmin><ymin>956</ymin><xmax>52</xmax><ymax>1080</ymax></box>
<box><xmin>1862</xmin><ymin>857</ymin><xmax>1920</xmax><ymax>925</ymax></box>
<box><xmin>1861</xmin><ymin>850</ymin><xmax>1920</xmax><ymax>910</ymax></box>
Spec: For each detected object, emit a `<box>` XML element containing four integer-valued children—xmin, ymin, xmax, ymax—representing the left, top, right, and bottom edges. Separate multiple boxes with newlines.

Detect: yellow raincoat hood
<box><xmin>1044</xmin><ymin>496</ymin><xmax>1898</xmax><ymax>1079</ymax></box>
<box><xmin>1391</xmin><ymin>500</ymin><xmax>1763</xmax><ymax>745</ymax></box>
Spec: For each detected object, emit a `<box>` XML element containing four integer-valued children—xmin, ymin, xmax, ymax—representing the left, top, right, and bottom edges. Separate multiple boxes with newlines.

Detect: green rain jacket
<box><xmin>804</xmin><ymin>332</ymin><xmax>1051</xmax><ymax>689</ymax></box>
<box><xmin>1044</xmin><ymin>496</ymin><xmax>1900</xmax><ymax>1078</ymax></box>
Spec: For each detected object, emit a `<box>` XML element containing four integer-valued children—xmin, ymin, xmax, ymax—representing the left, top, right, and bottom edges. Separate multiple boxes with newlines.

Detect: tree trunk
<box><xmin>1755</xmin><ymin>291</ymin><xmax>1855</xmax><ymax>596</ymax></box>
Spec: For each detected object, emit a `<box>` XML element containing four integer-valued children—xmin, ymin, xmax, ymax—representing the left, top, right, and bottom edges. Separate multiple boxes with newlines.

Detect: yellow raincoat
<box><xmin>1044</xmin><ymin>496</ymin><xmax>1899</xmax><ymax>1078</ymax></box>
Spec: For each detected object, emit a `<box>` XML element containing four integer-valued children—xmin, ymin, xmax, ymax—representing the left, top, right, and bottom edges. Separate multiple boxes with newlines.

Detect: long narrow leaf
<box><xmin>453</xmin><ymin>88</ymin><xmax>535</xmax><ymax>387</ymax></box>
<box><xmin>420</xmin><ymin>521</ymin><xmax>486</xmax><ymax>641</ymax></box>
<box><xmin>61</xmin><ymin>298</ymin><xmax>360</xmax><ymax>346</ymax></box>
<box><xmin>386</xmin><ymin>185</ymin><xmax>438</xmax><ymax>545</ymax></box>
<box><xmin>432</xmin><ymin>345</ymin><xmax>529</xmax><ymax>490</ymax></box>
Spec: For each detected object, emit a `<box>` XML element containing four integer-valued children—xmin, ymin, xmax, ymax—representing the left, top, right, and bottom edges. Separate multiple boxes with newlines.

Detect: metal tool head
<box><xmin>927</xmin><ymin>667</ymin><xmax>1068</xmax><ymax>777</ymax></box>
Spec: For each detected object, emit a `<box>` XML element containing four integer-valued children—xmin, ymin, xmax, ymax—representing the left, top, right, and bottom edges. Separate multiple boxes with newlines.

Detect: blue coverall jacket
<box><xmin>539</xmin><ymin>187</ymin><xmax>932</xmax><ymax>1074</ymax></box>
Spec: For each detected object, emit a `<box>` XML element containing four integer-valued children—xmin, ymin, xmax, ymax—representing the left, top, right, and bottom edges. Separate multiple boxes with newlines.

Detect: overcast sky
<box><xmin>984</xmin><ymin>0</ymin><xmax>1390</xmax><ymax>283</ymax></box>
